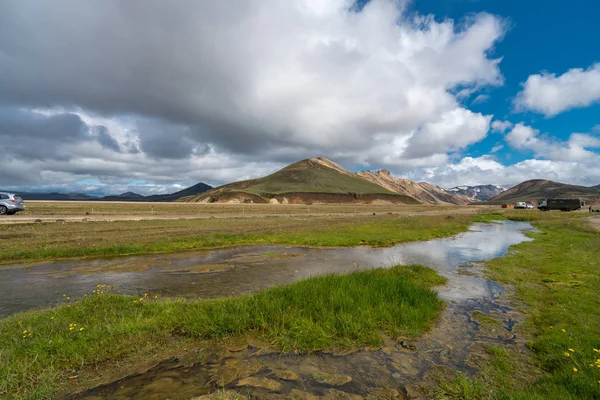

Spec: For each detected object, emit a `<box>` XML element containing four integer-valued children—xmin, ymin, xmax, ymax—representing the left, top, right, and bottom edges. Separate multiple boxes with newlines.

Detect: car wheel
<box><xmin>0</xmin><ymin>206</ymin><xmax>6</xmax><ymax>215</ymax></box>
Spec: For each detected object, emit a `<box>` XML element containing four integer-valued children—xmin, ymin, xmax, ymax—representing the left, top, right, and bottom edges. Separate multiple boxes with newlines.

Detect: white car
<box><xmin>526</xmin><ymin>204</ymin><xmax>535</xmax><ymax>209</ymax></box>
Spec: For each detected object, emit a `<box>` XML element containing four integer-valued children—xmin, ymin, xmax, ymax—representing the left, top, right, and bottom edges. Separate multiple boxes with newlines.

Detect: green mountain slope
<box><xmin>185</xmin><ymin>157</ymin><xmax>419</xmax><ymax>204</ymax></box>
<box><xmin>487</xmin><ymin>179</ymin><xmax>600</xmax><ymax>204</ymax></box>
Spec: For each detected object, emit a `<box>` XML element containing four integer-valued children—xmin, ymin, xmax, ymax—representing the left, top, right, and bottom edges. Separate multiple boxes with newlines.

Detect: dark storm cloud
<box><xmin>0</xmin><ymin>0</ymin><xmax>263</xmax><ymax>155</ymax></box>
<box><xmin>0</xmin><ymin>107</ymin><xmax>86</xmax><ymax>140</ymax></box>
<box><xmin>91</xmin><ymin>126</ymin><xmax>121</xmax><ymax>152</ymax></box>
<box><xmin>0</xmin><ymin>1</ymin><xmax>503</xmax><ymax>158</ymax></box>
<box><xmin>0</xmin><ymin>107</ymin><xmax>87</xmax><ymax>161</ymax></box>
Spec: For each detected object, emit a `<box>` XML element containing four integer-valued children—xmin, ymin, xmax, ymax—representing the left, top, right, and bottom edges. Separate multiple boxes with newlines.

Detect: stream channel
<box><xmin>0</xmin><ymin>220</ymin><xmax>534</xmax><ymax>399</ymax></box>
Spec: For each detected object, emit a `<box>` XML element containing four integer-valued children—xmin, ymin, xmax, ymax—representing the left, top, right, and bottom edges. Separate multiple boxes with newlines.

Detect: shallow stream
<box><xmin>0</xmin><ymin>221</ymin><xmax>534</xmax><ymax>399</ymax></box>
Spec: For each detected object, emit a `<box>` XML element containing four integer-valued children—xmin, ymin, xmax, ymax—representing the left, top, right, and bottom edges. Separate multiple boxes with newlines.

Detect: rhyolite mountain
<box><xmin>446</xmin><ymin>185</ymin><xmax>507</xmax><ymax>201</ymax></box>
<box><xmin>357</xmin><ymin>169</ymin><xmax>472</xmax><ymax>205</ymax></box>
<box><xmin>487</xmin><ymin>179</ymin><xmax>600</xmax><ymax>204</ymax></box>
<box><xmin>185</xmin><ymin>157</ymin><xmax>472</xmax><ymax>205</ymax></box>
<box><xmin>184</xmin><ymin>157</ymin><xmax>419</xmax><ymax>204</ymax></box>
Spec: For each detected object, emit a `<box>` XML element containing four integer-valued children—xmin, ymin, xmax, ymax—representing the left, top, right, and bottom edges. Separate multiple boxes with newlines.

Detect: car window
<box><xmin>14</xmin><ymin>195</ymin><xmax>23</xmax><ymax>202</ymax></box>
<box><xmin>0</xmin><ymin>194</ymin><xmax>8</xmax><ymax>200</ymax></box>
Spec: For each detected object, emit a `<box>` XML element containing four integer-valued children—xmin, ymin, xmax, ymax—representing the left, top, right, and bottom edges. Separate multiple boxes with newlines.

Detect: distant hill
<box><xmin>100</xmin><ymin>191</ymin><xmax>146</xmax><ymax>201</ymax></box>
<box><xmin>146</xmin><ymin>182</ymin><xmax>213</xmax><ymax>202</ymax></box>
<box><xmin>446</xmin><ymin>185</ymin><xmax>506</xmax><ymax>201</ymax></box>
<box><xmin>357</xmin><ymin>170</ymin><xmax>472</xmax><ymax>205</ymax></box>
<box><xmin>185</xmin><ymin>157</ymin><xmax>419</xmax><ymax>204</ymax></box>
<box><xmin>6</xmin><ymin>182</ymin><xmax>212</xmax><ymax>202</ymax></box>
<box><xmin>6</xmin><ymin>192</ymin><xmax>99</xmax><ymax>201</ymax></box>
<box><xmin>487</xmin><ymin>179</ymin><xmax>600</xmax><ymax>204</ymax></box>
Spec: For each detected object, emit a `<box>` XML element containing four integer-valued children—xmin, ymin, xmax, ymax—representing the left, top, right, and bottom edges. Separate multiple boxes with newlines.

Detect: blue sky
<box><xmin>1</xmin><ymin>0</ymin><xmax>599</xmax><ymax>195</ymax></box>
<box><xmin>413</xmin><ymin>0</ymin><xmax>600</xmax><ymax>163</ymax></box>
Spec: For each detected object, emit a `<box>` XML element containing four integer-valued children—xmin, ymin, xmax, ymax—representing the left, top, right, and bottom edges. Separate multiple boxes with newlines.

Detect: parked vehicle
<box><xmin>0</xmin><ymin>192</ymin><xmax>25</xmax><ymax>215</ymax></box>
<box><xmin>526</xmin><ymin>204</ymin><xmax>535</xmax><ymax>209</ymax></box>
<box><xmin>538</xmin><ymin>198</ymin><xmax>584</xmax><ymax>211</ymax></box>
<box><xmin>515</xmin><ymin>201</ymin><xmax>527</xmax><ymax>209</ymax></box>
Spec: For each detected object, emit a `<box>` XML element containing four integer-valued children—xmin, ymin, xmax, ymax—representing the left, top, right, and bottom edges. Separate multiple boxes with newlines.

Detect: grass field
<box><xmin>0</xmin><ymin>213</ymin><xmax>476</xmax><ymax>264</ymax></box>
<box><xmin>0</xmin><ymin>265</ymin><xmax>446</xmax><ymax>399</ymax></box>
<box><xmin>15</xmin><ymin>201</ymin><xmax>463</xmax><ymax>216</ymax></box>
<box><xmin>437</xmin><ymin>217</ymin><xmax>600</xmax><ymax>399</ymax></box>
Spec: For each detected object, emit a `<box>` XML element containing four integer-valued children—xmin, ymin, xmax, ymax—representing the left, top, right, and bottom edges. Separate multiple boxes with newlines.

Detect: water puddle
<box><xmin>0</xmin><ymin>221</ymin><xmax>534</xmax><ymax>399</ymax></box>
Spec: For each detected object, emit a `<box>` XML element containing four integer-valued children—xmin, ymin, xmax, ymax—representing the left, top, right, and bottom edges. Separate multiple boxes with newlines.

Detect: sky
<box><xmin>1</xmin><ymin>0</ymin><xmax>599</xmax><ymax>195</ymax></box>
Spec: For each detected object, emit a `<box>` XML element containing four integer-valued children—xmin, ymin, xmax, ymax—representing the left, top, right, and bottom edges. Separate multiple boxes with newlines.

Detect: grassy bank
<box><xmin>0</xmin><ymin>265</ymin><xmax>445</xmax><ymax>399</ymax></box>
<box><xmin>437</xmin><ymin>218</ymin><xmax>600</xmax><ymax>399</ymax></box>
<box><xmin>0</xmin><ymin>214</ymin><xmax>474</xmax><ymax>264</ymax></box>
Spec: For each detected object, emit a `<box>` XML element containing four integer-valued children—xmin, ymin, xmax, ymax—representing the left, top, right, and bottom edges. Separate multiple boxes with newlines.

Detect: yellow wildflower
<box><xmin>561</xmin><ymin>329</ymin><xmax>566</xmax><ymax>333</ymax></box>
<box><xmin>594</xmin><ymin>349</ymin><xmax>600</xmax><ymax>353</ymax></box>
<box><xmin>564</xmin><ymin>352</ymin><xmax>570</xmax><ymax>357</ymax></box>
<box><xmin>573</xmin><ymin>368</ymin><xmax>578</xmax><ymax>373</ymax></box>
<box><xmin>569</xmin><ymin>348</ymin><xmax>575</xmax><ymax>352</ymax></box>
<box><xmin>79</xmin><ymin>327</ymin><xmax>84</xmax><ymax>331</ymax></box>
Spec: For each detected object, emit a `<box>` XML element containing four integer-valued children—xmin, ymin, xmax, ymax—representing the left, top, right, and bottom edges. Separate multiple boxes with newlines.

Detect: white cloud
<box><xmin>401</xmin><ymin>155</ymin><xmax>600</xmax><ymax>188</ymax></box>
<box><xmin>397</xmin><ymin>123</ymin><xmax>600</xmax><ymax>188</ymax></box>
<box><xmin>402</xmin><ymin>108</ymin><xmax>491</xmax><ymax>159</ymax></box>
<box><xmin>515</xmin><ymin>62</ymin><xmax>600</xmax><ymax>116</ymax></box>
<box><xmin>472</xmin><ymin>94</ymin><xmax>490</xmax><ymax>104</ymax></box>
<box><xmin>506</xmin><ymin>122</ymin><xmax>600</xmax><ymax>162</ymax></box>
<box><xmin>491</xmin><ymin>120</ymin><xmax>513</xmax><ymax>133</ymax></box>
<box><xmin>505</xmin><ymin>123</ymin><xmax>539</xmax><ymax>149</ymax></box>
<box><xmin>490</xmin><ymin>144</ymin><xmax>504</xmax><ymax>153</ymax></box>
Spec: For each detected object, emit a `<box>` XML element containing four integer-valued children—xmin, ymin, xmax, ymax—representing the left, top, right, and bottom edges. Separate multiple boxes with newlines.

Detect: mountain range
<box><xmin>6</xmin><ymin>157</ymin><xmax>598</xmax><ymax>205</ymax></box>
<box><xmin>446</xmin><ymin>185</ymin><xmax>507</xmax><ymax>201</ymax></box>
<box><xmin>8</xmin><ymin>182</ymin><xmax>213</xmax><ymax>202</ymax></box>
